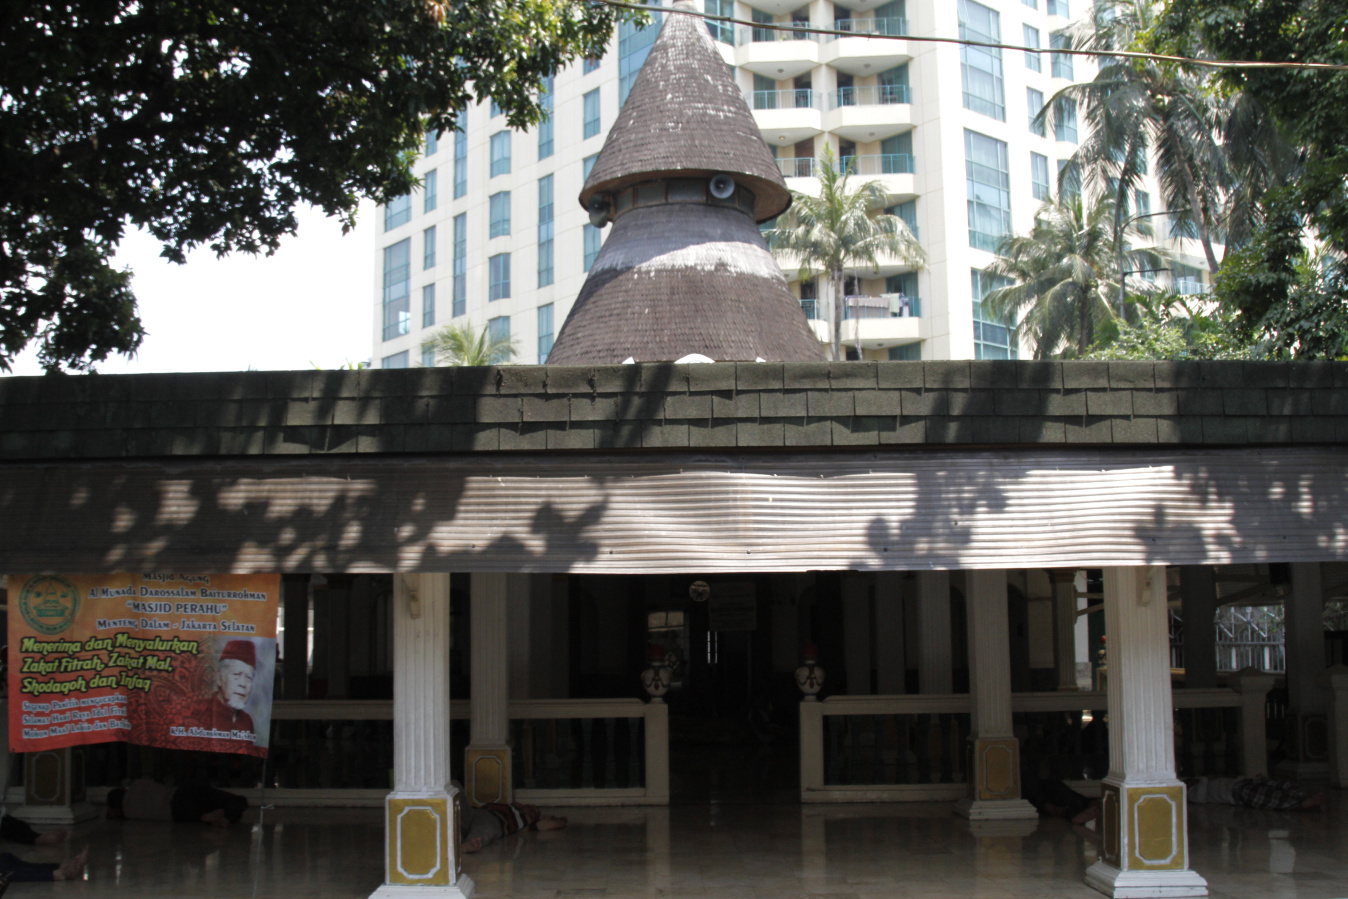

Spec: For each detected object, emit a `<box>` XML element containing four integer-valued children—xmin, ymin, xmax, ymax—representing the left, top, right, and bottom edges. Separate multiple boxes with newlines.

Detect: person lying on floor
<box><xmin>1021</xmin><ymin>778</ymin><xmax>1100</xmax><ymax>824</ymax></box>
<box><xmin>0</xmin><ymin>845</ymin><xmax>88</xmax><ymax>891</ymax></box>
<box><xmin>1</xmin><ymin>815</ymin><xmax>68</xmax><ymax>848</ymax></box>
<box><xmin>1185</xmin><ymin>774</ymin><xmax>1326</xmax><ymax>811</ymax></box>
<box><xmin>460</xmin><ymin>801</ymin><xmax>567</xmax><ymax>853</ymax></box>
<box><xmin>106</xmin><ymin>777</ymin><xmax>250</xmax><ymax>827</ymax></box>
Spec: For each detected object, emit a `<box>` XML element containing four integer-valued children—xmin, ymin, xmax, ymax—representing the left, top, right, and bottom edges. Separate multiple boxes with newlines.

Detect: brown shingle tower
<box><xmin>545</xmin><ymin>0</ymin><xmax>824</xmax><ymax>365</ymax></box>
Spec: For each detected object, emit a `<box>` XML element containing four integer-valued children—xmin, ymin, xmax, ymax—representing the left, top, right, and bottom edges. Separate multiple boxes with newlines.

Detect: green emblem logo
<box><xmin>17</xmin><ymin>576</ymin><xmax>80</xmax><ymax>636</ymax></box>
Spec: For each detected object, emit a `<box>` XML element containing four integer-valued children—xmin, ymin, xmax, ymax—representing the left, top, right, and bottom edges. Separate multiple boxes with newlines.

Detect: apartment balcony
<box><xmin>801</xmin><ymin>294</ymin><xmax>926</xmax><ymax>349</ymax></box>
<box><xmin>750</xmin><ymin>89</ymin><xmax>824</xmax><ymax>147</ymax></box>
<box><xmin>825</xmin><ymin>85</ymin><xmax>914</xmax><ymax>142</ymax></box>
<box><xmin>839</xmin><ymin>153</ymin><xmax>916</xmax><ymax>199</ymax></box>
<box><xmin>741</xmin><ymin>0</ymin><xmax>811</xmax><ymax>15</ymax></box>
<box><xmin>822</xmin><ymin>18</ymin><xmax>911</xmax><ymax>75</ymax></box>
<box><xmin>735</xmin><ymin>26</ymin><xmax>819</xmax><ymax>80</ymax></box>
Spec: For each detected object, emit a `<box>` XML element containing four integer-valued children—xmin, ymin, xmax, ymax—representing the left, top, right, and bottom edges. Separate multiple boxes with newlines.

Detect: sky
<box><xmin>5</xmin><ymin>201</ymin><xmax>377</xmax><ymax>377</ymax></box>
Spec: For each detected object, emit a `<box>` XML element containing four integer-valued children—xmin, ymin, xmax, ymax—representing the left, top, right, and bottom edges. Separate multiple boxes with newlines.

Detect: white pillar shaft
<box><xmin>966</xmin><ymin>569</ymin><xmax>1012</xmax><ymax>737</ymax></box>
<box><xmin>392</xmin><ymin>573</ymin><xmax>453</xmax><ymax>792</ymax></box>
<box><xmin>875</xmin><ymin>572</ymin><xmax>906</xmax><ymax>695</ymax></box>
<box><xmin>1285</xmin><ymin>563</ymin><xmax>1325</xmax><ymax>713</ymax></box>
<box><xmin>1179</xmin><ymin>566</ymin><xmax>1218</xmax><ymax>689</ymax></box>
<box><xmin>1051</xmin><ymin>571</ymin><xmax>1079</xmax><ymax>691</ymax></box>
<box><xmin>1104</xmin><ymin>566</ymin><xmax>1177</xmax><ymax>781</ymax></box>
<box><xmin>470</xmin><ymin>572</ymin><xmax>510</xmax><ymax>746</ymax></box>
<box><xmin>916</xmin><ymin>571</ymin><xmax>952</xmax><ymax>694</ymax></box>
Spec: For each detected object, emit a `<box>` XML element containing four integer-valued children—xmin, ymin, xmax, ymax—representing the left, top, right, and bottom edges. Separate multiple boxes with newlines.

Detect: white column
<box><xmin>465</xmin><ymin>573</ymin><xmax>513</xmax><ymax>804</ymax></box>
<box><xmin>371</xmin><ymin>573</ymin><xmax>474</xmax><ymax>899</ymax></box>
<box><xmin>916</xmin><ymin>571</ymin><xmax>952</xmax><ymax>694</ymax></box>
<box><xmin>1178</xmin><ymin>567</ymin><xmax>1218</xmax><ymax>689</ymax></box>
<box><xmin>875</xmin><ymin>572</ymin><xmax>906</xmax><ymax>694</ymax></box>
<box><xmin>1050</xmin><ymin>570</ymin><xmax>1080</xmax><ymax>692</ymax></box>
<box><xmin>1086</xmin><ymin>566</ymin><xmax>1207</xmax><ymax>899</ymax></box>
<box><xmin>1323</xmin><ymin>664</ymin><xmax>1348</xmax><ymax>788</ymax></box>
<box><xmin>956</xmin><ymin>569</ymin><xmax>1036</xmax><ymax>821</ymax></box>
<box><xmin>1277</xmin><ymin>563</ymin><xmax>1330</xmax><ymax>778</ymax></box>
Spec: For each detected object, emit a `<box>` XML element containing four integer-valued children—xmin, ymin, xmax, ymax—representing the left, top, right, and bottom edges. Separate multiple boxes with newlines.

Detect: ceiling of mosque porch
<box><xmin>0</xmin><ymin>361</ymin><xmax>1345</xmax><ymax>575</ymax></box>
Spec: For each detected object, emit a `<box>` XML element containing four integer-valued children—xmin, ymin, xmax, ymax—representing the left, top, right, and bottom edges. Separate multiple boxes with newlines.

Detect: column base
<box><xmin>953</xmin><ymin>797</ymin><xmax>1038</xmax><ymax>820</ymax></box>
<box><xmin>464</xmin><ymin>745</ymin><xmax>513</xmax><ymax>806</ymax></box>
<box><xmin>10</xmin><ymin>801</ymin><xmax>99</xmax><ymax>827</ymax></box>
<box><xmin>371</xmin><ymin>874</ymin><xmax>476</xmax><ymax>899</ymax></box>
<box><xmin>1085</xmin><ymin>861</ymin><xmax>1208</xmax><ymax>898</ymax></box>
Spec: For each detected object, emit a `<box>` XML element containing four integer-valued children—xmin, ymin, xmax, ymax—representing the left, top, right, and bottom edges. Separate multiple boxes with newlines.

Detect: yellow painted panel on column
<box><xmin>1129</xmin><ymin>787</ymin><xmax>1185</xmax><ymax>871</ymax></box>
<box><xmin>976</xmin><ymin>739</ymin><xmax>1017</xmax><ymax>799</ymax></box>
<box><xmin>25</xmin><ymin>750</ymin><xmax>66</xmax><ymax>806</ymax></box>
<box><xmin>387</xmin><ymin>798</ymin><xmax>449</xmax><ymax>886</ymax></box>
<box><xmin>466</xmin><ymin>748</ymin><xmax>510</xmax><ymax>804</ymax></box>
<box><xmin>1100</xmin><ymin>783</ymin><xmax>1121</xmax><ymax>867</ymax></box>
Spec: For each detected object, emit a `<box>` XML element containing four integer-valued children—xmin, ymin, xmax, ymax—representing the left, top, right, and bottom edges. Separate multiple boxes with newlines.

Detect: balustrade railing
<box><xmin>750</xmin><ymin>88</ymin><xmax>819</xmax><ymax>111</ymax></box>
<box><xmin>830</xmin><ymin>84</ymin><xmax>911</xmax><ymax>109</ymax></box>
<box><xmin>839</xmin><ymin>153</ymin><xmax>915</xmax><ymax>175</ymax></box>
<box><xmin>738</xmin><ymin>23</ymin><xmax>819</xmax><ymax>44</ymax></box>
<box><xmin>830</xmin><ymin>17</ymin><xmax>908</xmax><ymax>38</ymax></box>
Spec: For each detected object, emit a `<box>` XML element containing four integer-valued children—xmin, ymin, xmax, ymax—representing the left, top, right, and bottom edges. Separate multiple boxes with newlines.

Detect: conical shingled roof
<box><xmin>578</xmin><ymin>3</ymin><xmax>791</xmax><ymax>223</ymax></box>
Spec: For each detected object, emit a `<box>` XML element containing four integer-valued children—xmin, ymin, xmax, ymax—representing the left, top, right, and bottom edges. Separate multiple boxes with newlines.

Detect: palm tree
<box><xmin>427</xmin><ymin>320</ymin><xmax>517</xmax><ymax>366</ymax></box>
<box><xmin>766</xmin><ymin>145</ymin><xmax>925</xmax><ymax>361</ymax></box>
<box><xmin>1048</xmin><ymin>0</ymin><xmax>1231</xmax><ymax>274</ymax></box>
<box><xmin>982</xmin><ymin>192</ymin><xmax>1166</xmax><ymax>358</ymax></box>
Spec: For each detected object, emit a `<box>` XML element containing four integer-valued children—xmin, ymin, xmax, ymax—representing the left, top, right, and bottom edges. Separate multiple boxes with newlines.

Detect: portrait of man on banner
<box><xmin>183</xmin><ymin>637</ymin><xmax>277</xmax><ymax>749</ymax></box>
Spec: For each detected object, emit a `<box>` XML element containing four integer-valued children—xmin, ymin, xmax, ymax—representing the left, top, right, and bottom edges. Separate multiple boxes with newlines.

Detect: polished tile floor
<box><xmin>5</xmin><ymin>790</ymin><xmax>1345</xmax><ymax>898</ymax></box>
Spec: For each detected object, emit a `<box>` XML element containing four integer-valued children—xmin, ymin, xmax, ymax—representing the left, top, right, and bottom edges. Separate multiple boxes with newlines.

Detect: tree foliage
<box><xmin>429</xmin><ymin>320</ymin><xmax>518</xmax><ymax>367</ymax></box>
<box><xmin>1085</xmin><ymin>298</ymin><xmax>1252</xmax><ymax>360</ymax></box>
<box><xmin>983</xmin><ymin>193</ymin><xmax>1165</xmax><ymax>358</ymax></box>
<box><xmin>766</xmin><ymin>146</ymin><xmax>925</xmax><ymax>362</ymax></box>
<box><xmin>0</xmin><ymin>0</ymin><xmax>627</xmax><ymax>371</ymax></box>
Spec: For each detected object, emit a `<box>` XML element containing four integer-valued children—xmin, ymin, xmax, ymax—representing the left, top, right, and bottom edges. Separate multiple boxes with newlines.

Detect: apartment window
<box><xmin>1058</xmin><ymin>159</ymin><xmax>1081</xmax><ymax>199</ymax></box>
<box><xmin>382</xmin><ymin>239</ymin><xmax>411</xmax><ymax>341</ymax></box>
<box><xmin>539</xmin><ymin>76</ymin><xmax>555</xmax><ymax>160</ymax></box>
<box><xmin>1031</xmin><ymin>152</ymin><xmax>1050</xmax><ymax>201</ymax></box>
<box><xmin>1048</xmin><ymin>0</ymin><xmax>1069</xmax><ymax>15</ymax></box>
<box><xmin>489</xmin><ymin>253</ymin><xmax>511</xmax><ymax>300</ymax></box>
<box><xmin>537</xmin><ymin>304</ymin><xmax>555</xmax><ymax>363</ymax></box>
<box><xmin>619</xmin><ymin>2</ymin><xmax>662</xmax><ymax>105</ymax></box>
<box><xmin>880</xmin><ymin>132</ymin><xmax>914</xmax><ymax>174</ymax></box>
<box><xmin>1136</xmin><ymin>192</ymin><xmax>1156</xmax><ymax>280</ymax></box>
<box><xmin>488</xmin><ymin>315</ymin><xmax>511</xmax><ymax>346</ymax></box>
<box><xmin>489</xmin><ymin>191</ymin><xmax>511</xmax><ymax>238</ymax></box>
<box><xmin>887</xmin><ymin>272</ymin><xmax>920</xmax><ymax>317</ymax></box>
<box><xmin>1051</xmin><ymin>33</ymin><xmax>1074</xmax><ymax>79</ymax></box>
<box><xmin>426</xmin><ymin>130</ymin><xmax>438</xmax><ymax>157</ymax></box>
<box><xmin>382</xmin><ymin>351</ymin><xmax>410</xmax><ymax>369</ymax></box>
<box><xmin>384</xmin><ymin>193</ymin><xmax>411</xmax><ymax>231</ymax></box>
<box><xmin>490</xmin><ymin>99</ymin><xmax>502</xmax><ymax>118</ymax></box>
<box><xmin>423</xmin><ymin>284</ymin><xmax>436</xmax><ymax>328</ymax></box>
<box><xmin>705</xmin><ymin>0</ymin><xmax>734</xmax><ymax>43</ymax></box>
<box><xmin>965</xmin><ymin>130</ymin><xmax>1011</xmax><ymax>252</ymax></box>
<box><xmin>1054</xmin><ymin>96</ymin><xmax>1078</xmax><ymax>143</ymax></box>
<box><xmin>959</xmin><ymin>0</ymin><xmax>1005</xmax><ymax>121</ymax></box>
<box><xmin>583</xmin><ymin>224</ymin><xmax>603</xmax><ymax>271</ymax></box>
<box><xmin>453</xmin><ymin>111</ymin><xmax>468</xmax><ymax>199</ymax></box>
<box><xmin>423</xmin><ymin>225</ymin><xmax>436</xmax><ymax>270</ymax></box>
<box><xmin>424</xmin><ymin>170</ymin><xmax>438</xmax><ymax>213</ymax></box>
<box><xmin>1027</xmin><ymin>88</ymin><xmax>1046</xmax><ymax>136</ymax></box>
<box><xmin>583</xmin><ymin>154</ymin><xmax>598</xmax><ymax>181</ymax></box>
<box><xmin>489</xmin><ymin>131</ymin><xmax>511</xmax><ymax>177</ymax></box>
<box><xmin>1023</xmin><ymin>25</ymin><xmax>1041</xmax><ymax>71</ymax></box>
<box><xmin>888</xmin><ymin>343</ymin><xmax>921</xmax><ymax>360</ymax></box>
<box><xmin>1173</xmin><ymin>264</ymin><xmax>1204</xmax><ymax>295</ymax></box>
<box><xmin>886</xmin><ymin>200</ymin><xmax>918</xmax><ymax>240</ymax></box>
<box><xmin>422</xmin><ymin>344</ymin><xmax>436</xmax><ymax>368</ymax></box>
<box><xmin>972</xmin><ymin>269</ymin><xmax>1018</xmax><ymax>359</ymax></box>
<box><xmin>1022</xmin><ymin>0</ymin><xmax>1037</xmax><ymax>7</ymax></box>
<box><xmin>538</xmin><ymin>175</ymin><xmax>555</xmax><ymax>288</ymax></box>
<box><xmin>583</xmin><ymin>89</ymin><xmax>601</xmax><ymax>139</ymax></box>
<box><xmin>584</xmin><ymin>57</ymin><xmax>601</xmax><ymax>74</ymax></box>
<box><xmin>452</xmin><ymin>214</ymin><xmax>467</xmax><ymax>318</ymax></box>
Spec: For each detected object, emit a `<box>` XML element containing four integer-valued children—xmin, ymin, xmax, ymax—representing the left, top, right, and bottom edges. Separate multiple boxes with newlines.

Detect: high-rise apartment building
<box><xmin>372</xmin><ymin>1</ymin><xmax>1203</xmax><ymax>368</ymax></box>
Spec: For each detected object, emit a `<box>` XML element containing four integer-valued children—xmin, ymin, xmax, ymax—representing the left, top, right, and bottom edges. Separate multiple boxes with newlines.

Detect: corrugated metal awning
<box><xmin>0</xmin><ymin>446</ymin><xmax>1344</xmax><ymax>574</ymax></box>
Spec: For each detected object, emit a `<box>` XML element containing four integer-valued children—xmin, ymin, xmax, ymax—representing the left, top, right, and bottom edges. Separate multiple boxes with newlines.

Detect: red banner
<box><xmin>8</xmin><ymin>573</ymin><xmax>279</xmax><ymax>757</ymax></box>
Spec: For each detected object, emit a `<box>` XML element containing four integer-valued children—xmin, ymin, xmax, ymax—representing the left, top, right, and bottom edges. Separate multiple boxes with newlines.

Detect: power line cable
<box><xmin>596</xmin><ymin>0</ymin><xmax>1348</xmax><ymax>73</ymax></box>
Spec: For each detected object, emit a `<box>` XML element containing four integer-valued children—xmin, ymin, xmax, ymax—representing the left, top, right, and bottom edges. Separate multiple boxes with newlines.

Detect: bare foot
<box><xmin>35</xmin><ymin>829</ymin><xmax>69</xmax><ymax>846</ymax></box>
<box><xmin>1071</xmin><ymin>801</ymin><xmax>1100</xmax><ymax>826</ymax></box>
<box><xmin>536</xmin><ymin>816</ymin><xmax>568</xmax><ymax>832</ymax></box>
<box><xmin>1298</xmin><ymin>791</ymin><xmax>1327</xmax><ymax>811</ymax></box>
<box><xmin>462</xmin><ymin>837</ymin><xmax>483</xmax><ymax>853</ymax></box>
<box><xmin>52</xmin><ymin>846</ymin><xmax>89</xmax><ymax>882</ymax></box>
